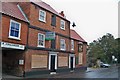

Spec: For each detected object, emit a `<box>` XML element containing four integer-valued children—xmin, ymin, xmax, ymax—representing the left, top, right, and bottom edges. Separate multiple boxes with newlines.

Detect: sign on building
<box><xmin>45</xmin><ymin>32</ymin><xmax>55</xmax><ymax>40</ymax></box>
<box><xmin>1</xmin><ymin>42</ymin><xmax>25</xmax><ymax>50</ymax></box>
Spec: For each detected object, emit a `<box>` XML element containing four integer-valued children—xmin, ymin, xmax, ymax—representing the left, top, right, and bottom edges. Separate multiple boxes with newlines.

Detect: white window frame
<box><xmin>9</xmin><ymin>20</ymin><xmax>21</xmax><ymax>40</ymax></box>
<box><xmin>48</xmin><ymin>52</ymin><xmax>58</xmax><ymax>70</ymax></box>
<box><xmin>60</xmin><ymin>19</ymin><xmax>65</xmax><ymax>30</ymax></box>
<box><xmin>60</xmin><ymin>39</ymin><xmax>66</xmax><ymax>50</ymax></box>
<box><xmin>37</xmin><ymin>33</ymin><xmax>45</xmax><ymax>47</ymax></box>
<box><xmin>39</xmin><ymin>10</ymin><xmax>46</xmax><ymax>22</ymax></box>
<box><xmin>69</xmin><ymin>54</ymin><xmax>75</xmax><ymax>68</ymax></box>
<box><xmin>71</xmin><ymin>40</ymin><xmax>74</xmax><ymax>50</ymax></box>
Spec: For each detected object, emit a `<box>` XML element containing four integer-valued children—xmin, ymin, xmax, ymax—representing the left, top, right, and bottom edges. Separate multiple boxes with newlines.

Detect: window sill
<box><xmin>8</xmin><ymin>36</ymin><xmax>21</xmax><ymax>41</ymax></box>
<box><xmin>39</xmin><ymin>19</ymin><xmax>46</xmax><ymax>23</ymax></box>
<box><xmin>60</xmin><ymin>49</ymin><xmax>66</xmax><ymax>51</ymax></box>
<box><xmin>60</xmin><ymin>27</ymin><xmax>65</xmax><ymax>30</ymax></box>
<box><xmin>37</xmin><ymin>45</ymin><xmax>45</xmax><ymax>48</ymax></box>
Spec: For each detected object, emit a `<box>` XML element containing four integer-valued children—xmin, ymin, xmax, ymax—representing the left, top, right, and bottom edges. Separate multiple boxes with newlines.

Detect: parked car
<box><xmin>100</xmin><ymin>62</ymin><xmax>111</xmax><ymax>68</ymax></box>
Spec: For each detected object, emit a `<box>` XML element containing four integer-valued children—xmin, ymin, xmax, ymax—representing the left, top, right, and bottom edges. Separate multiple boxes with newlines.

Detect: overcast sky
<box><xmin>43</xmin><ymin>0</ymin><xmax>118</xmax><ymax>44</ymax></box>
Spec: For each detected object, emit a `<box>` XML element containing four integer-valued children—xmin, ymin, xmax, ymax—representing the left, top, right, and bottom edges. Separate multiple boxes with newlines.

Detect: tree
<box><xmin>87</xmin><ymin>33</ymin><xmax>117</xmax><ymax>66</ymax></box>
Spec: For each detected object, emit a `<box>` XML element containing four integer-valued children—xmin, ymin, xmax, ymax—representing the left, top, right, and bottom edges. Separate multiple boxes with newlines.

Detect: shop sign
<box><xmin>45</xmin><ymin>32</ymin><xmax>55</xmax><ymax>40</ymax></box>
<box><xmin>1</xmin><ymin>42</ymin><xmax>25</xmax><ymax>50</ymax></box>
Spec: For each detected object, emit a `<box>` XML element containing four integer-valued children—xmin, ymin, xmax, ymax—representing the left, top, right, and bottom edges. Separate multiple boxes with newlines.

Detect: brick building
<box><xmin>70</xmin><ymin>30</ymin><xmax>87</xmax><ymax>67</ymax></box>
<box><xmin>1</xmin><ymin>2</ymin><xmax>29</xmax><ymax>76</ymax></box>
<box><xmin>1</xmin><ymin>1</ymin><xmax>87</xmax><ymax>77</ymax></box>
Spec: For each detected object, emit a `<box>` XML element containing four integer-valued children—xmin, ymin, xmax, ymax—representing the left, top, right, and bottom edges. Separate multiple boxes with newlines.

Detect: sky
<box><xmin>43</xmin><ymin>0</ymin><xmax>118</xmax><ymax>44</ymax></box>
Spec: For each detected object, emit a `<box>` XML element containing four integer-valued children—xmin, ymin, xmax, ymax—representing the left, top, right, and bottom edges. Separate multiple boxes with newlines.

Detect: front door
<box><xmin>50</xmin><ymin>55</ymin><xmax>56</xmax><ymax>72</ymax></box>
<box><xmin>70</xmin><ymin>57</ymin><xmax>74</xmax><ymax>70</ymax></box>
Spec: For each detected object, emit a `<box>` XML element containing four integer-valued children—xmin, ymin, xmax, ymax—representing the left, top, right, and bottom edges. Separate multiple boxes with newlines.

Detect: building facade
<box><xmin>70</xmin><ymin>30</ymin><xmax>87</xmax><ymax>68</ymax></box>
<box><xmin>1</xmin><ymin>1</ymin><xmax>87</xmax><ymax>77</ymax></box>
<box><xmin>1</xmin><ymin>2</ymin><xmax>29</xmax><ymax>76</ymax></box>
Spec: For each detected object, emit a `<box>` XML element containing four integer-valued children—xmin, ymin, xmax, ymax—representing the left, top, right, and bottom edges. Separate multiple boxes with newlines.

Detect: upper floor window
<box><xmin>60</xmin><ymin>19</ymin><xmax>65</xmax><ymax>30</ymax></box>
<box><xmin>9</xmin><ymin>20</ymin><xmax>21</xmax><ymax>40</ymax></box>
<box><xmin>38</xmin><ymin>33</ymin><xmax>45</xmax><ymax>47</ymax></box>
<box><xmin>60</xmin><ymin>39</ymin><xmax>66</xmax><ymax>50</ymax></box>
<box><xmin>39</xmin><ymin>10</ymin><xmax>46</xmax><ymax>22</ymax></box>
<box><xmin>71</xmin><ymin>40</ymin><xmax>74</xmax><ymax>50</ymax></box>
<box><xmin>51</xmin><ymin>14</ymin><xmax>56</xmax><ymax>26</ymax></box>
<box><xmin>78</xmin><ymin>44</ymin><xmax>83</xmax><ymax>52</ymax></box>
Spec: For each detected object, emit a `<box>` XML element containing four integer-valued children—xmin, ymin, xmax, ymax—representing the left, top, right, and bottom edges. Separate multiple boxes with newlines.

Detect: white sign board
<box><xmin>19</xmin><ymin>60</ymin><xmax>24</xmax><ymax>65</ymax></box>
<box><xmin>1</xmin><ymin>42</ymin><xmax>25</xmax><ymax>50</ymax></box>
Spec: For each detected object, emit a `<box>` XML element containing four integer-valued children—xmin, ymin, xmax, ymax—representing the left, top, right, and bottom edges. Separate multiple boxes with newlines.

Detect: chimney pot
<box><xmin>59</xmin><ymin>11</ymin><xmax>64</xmax><ymax>17</ymax></box>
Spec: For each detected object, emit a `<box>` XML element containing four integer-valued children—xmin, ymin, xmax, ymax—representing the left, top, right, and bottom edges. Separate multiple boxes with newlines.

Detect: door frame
<box><xmin>69</xmin><ymin>54</ymin><xmax>75</xmax><ymax>69</ymax></box>
<box><xmin>48</xmin><ymin>52</ymin><xmax>58</xmax><ymax>70</ymax></box>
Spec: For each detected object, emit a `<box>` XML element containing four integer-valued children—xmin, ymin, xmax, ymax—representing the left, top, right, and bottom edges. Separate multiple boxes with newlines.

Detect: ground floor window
<box><xmin>31</xmin><ymin>54</ymin><xmax>47</xmax><ymax>68</ymax></box>
<box><xmin>79</xmin><ymin>53</ymin><xmax>83</xmax><ymax>64</ymax></box>
<box><xmin>58</xmin><ymin>56</ymin><xmax>68</xmax><ymax>67</ymax></box>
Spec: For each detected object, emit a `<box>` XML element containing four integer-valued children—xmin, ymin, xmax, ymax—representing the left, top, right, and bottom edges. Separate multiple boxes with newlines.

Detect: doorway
<box><xmin>69</xmin><ymin>54</ymin><xmax>75</xmax><ymax>70</ymax></box>
<box><xmin>49</xmin><ymin>53</ymin><xmax>57</xmax><ymax>73</ymax></box>
<box><xmin>70</xmin><ymin>57</ymin><xmax>74</xmax><ymax>70</ymax></box>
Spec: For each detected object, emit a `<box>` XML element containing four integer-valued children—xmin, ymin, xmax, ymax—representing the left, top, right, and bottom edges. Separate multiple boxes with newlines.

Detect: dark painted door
<box><xmin>50</xmin><ymin>55</ymin><xmax>56</xmax><ymax>72</ymax></box>
<box><xmin>70</xmin><ymin>57</ymin><xmax>74</xmax><ymax>70</ymax></box>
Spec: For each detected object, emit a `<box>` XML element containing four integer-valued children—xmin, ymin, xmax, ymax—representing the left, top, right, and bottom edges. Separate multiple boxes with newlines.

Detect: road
<box><xmin>48</xmin><ymin>67</ymin><xmax>119</xmax><ymax>78</ymax></box>
<box><xmin>2</xmin><ymin>66</ymin><xmax>119</xmax><ymax>80</ymax></box>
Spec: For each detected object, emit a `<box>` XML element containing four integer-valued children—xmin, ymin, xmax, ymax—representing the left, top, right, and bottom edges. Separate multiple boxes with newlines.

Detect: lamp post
<box><xmin>112</xmin><ymin>55</ymin><xmax>115</xmax><ymax>64</ymax></box>
<box><xmin>114</xmin><ymin>58</ymin><xmax>117</xmax><ymax>66</ymax></box>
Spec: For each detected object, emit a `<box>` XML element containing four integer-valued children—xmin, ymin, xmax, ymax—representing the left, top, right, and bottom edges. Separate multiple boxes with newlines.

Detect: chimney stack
<box><xmin>59</xmin><ymin>11</ymin><xmax>65</xmax><ymax>17</ymax></box>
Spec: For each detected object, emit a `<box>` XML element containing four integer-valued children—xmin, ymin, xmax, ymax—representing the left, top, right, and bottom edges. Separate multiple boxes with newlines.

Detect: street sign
<box><xmin>45</xmin><ymin>32</ymin><xmax>55</xmax><ymax>40</ymax></box>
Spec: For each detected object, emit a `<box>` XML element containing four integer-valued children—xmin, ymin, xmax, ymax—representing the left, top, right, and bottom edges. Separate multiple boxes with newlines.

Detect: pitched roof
<box><xmin>70</xmin><ymin>29</ymin><xmax>86</xmax><ymax>43</ymax></box>
<box><xmin>31</xmin><ymin>1</ymin><xmax>69</xmax><ymax>22</ymax></box>
<box><xmin>1</xmin><ymin>2</ymin><xmax>29</xmax><ymax>22</ymax></box>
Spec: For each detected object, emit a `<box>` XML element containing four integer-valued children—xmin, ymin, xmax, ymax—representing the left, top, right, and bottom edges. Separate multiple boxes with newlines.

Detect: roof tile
<box><xmin>31</xmin><ymin>1</ymin><xmax>69</xmax><ymax>21</ymax></box>
<box><xmin>70</xmin><ymin>29</ymin><xmax>86</xmax><ymax>42</ymax></box>
<box><xmin>2</xmin><ymin>2</ymin><xmax>28</xmax><ymax>22</ymax></box>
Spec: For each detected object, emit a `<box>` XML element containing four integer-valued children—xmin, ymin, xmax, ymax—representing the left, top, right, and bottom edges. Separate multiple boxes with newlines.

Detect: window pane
<box><xmin>39</xmin><ymin>10</ymin><xmax>45</xmax><ymax>21</ymax></box>
<box><xmin>11</xmin><ymin>26</ymin><xmax>15</xmax><ymax>30</ymax></box>
<box><xmin>40</xmin><ymin>16</ymin><xmax>44</xmax><ymax>21</ymax></box>
<box><xmin>38</xmin><ymin>34</ymin><xmax>45</xmax><ymax>47</ymax></box>
<box><xmin>15</xmin><ymin>31</ymin><xmax>19</xmax><ymax>37</ymax></box>
<box><xmin>10</xmin><ymin>20</ymin><xmax>20</xmax><ymax>39</ymax></box>
<box><xmin>11</xmin><ymin>22</ymin><xmax>15</xmax><ymax>27</ymax></box>
<box><xmin>60</xmin><ymin>20</ymin><xmax>65</xmax><ymax>29</ymax></box>
<box><xmin>15</xmin><ymin>23</ymin><xmax>19</xmax><ymax>30</ymax></box>
<box><xmin>10</xmin><ymin>30</ymin><xmax>14</xmax><ymax>36</ymax></box>
<box><xmin>40</xmin><ymin>11</ymin><xmax>45</xmax><ymax>16</ymax></box>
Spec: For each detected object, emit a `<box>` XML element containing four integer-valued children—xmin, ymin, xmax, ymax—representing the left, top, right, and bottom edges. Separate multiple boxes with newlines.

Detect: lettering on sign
<box><xmin>1</xmin><ymin>42</ymin><xmax>25</xmax><ymax>50</ymax></box>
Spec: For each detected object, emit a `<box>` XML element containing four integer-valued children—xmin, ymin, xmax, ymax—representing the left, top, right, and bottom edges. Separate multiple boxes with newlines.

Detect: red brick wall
<box><xmin>19</xmin><ymin>2</ymin><xmax>71</xmax><ymax>51</ymax></box>
<box><xmin>24</xmin><ymin>49</ymin><xmax>48</xmax><ymax>71</ymax></box>
<box><xmin>28</xmin><ymin>28</ymin><xmax>71</xmax><ymax>51</ymax></box>
<box><xmin>82</xmin><ymin>43</ymin><xmax>87</xmax><ymax>66</ymax></box>
<box><xmin>2</xmin><ymin>15</ymin><xmax>28</xmax><ymax>45</ymax></box>
<box><xmin>71</xmin><ymin>40</ymin><xmax>87</xmax><ymax>66</ymax></box>
<box><xmin>29</xmin><ymin>3</ymin><xmax>70</xmax><ymax>37</ymax></box>
<box><xmin>19</xmin><ymin>2</ymin><xmax>31</xmax><ymax>20</ymax></box>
